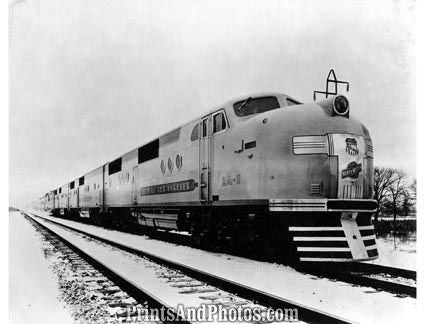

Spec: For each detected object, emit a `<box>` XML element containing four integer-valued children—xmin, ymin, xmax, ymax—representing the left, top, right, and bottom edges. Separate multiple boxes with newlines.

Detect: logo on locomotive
<box><xmin>345</xmin><ymin>138</ymin><xmax>359</xmax><ymax>156</ymax></box>
<box><xmin>342</xmin><ymin>161</ymin><xmax>362</xmax><ymax>179</ymax></box>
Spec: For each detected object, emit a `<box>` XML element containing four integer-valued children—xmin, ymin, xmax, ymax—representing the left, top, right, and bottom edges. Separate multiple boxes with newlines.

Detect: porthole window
<box><xmin>160</xmin><ymin>160</ymin><xmax>166</xmax><ymax>174</ymax></box>
<box><xmin>167</xmin><ymin>157</ymin><xmax>173</xmax><ymax>172</ymax></box>
<box><xmin>176</xmin><ymin>154</ymin><xmax>182</xmax><ymax>170</ymax></box>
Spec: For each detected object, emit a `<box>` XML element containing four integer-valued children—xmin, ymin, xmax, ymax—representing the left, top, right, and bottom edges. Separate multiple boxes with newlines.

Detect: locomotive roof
<box><xmin>47</xmin><ymin>91</ymin><xmax>302</xmax><ymax>195</ymax></box>
<box><xmin>206</xmin><ymin>91</ymin><xmax>297</xmax><ymax>115</ymax></box>
<box><xmin>114</xmin><ymin>92</ymin><xmax>299</xmax><ymax>157</ymax></box>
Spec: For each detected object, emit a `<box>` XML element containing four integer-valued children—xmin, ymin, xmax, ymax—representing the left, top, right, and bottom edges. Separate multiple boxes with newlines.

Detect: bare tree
<box><xmin>410</xmin><ymin>179</ymin><xmax>417</xmax><ymax>214</ymax></box>
<box><xmin>373</xmin><ymin>167</ymin><xmax>414</xmax><ymax>220</ymax></box>
<box><xmin>373</xmin><ymin>167</ymin><xmax>398</xmax><ymax>221</ymax></box>
<box><xmin>387</xmin><ymin>169</ymin><xmax>409</xmax><ymax>230</ymax></box>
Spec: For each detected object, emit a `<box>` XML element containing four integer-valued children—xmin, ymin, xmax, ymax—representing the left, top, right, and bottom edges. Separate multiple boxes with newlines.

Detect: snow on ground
<box><xmin>35</xmin><ymin>216</ymin><xmax>287</xmax><ymax>324</ymax></box>
<box><xmin>9</xmin><ymin>212</ymin><xmax>74</xmax><ymax>324</ymax></box>
<box><xmin>29</xmin><ymin>210</ymin><xmax>418</xmax><ymax>324</ymax></box>
<box><xmin>364</xmin><ymin>234</ymin><xmax>416</xmax><ymax>270</ymax></box>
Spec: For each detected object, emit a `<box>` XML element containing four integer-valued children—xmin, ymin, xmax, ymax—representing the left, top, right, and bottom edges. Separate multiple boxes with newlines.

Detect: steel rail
<box><xmin>353</xmin><ymin>262</ymin><xmax>416</xmax><ymax>280</ymax></box>
<box><xmin>343</xmin><ymin>273</ymin><xmax>416</xmax><ymax>297</ymax></box>
<box><xmin>305</xmin><ymin>267</ymin><xmax>416</xmax><ymax>298</ymax></box>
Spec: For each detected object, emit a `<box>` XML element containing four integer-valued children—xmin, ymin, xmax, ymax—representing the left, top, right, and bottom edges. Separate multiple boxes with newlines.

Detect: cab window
<box><xmin>286</xmin><ymin>98</ymin><xmax>301</xmax><ymax>106</ymax></box>
<box><xmin>233</xmin><ymin>96</ymin><xmax>280</xmax><ymax>117</ymax></box>
<box><xmin>202</xmin><ymin>119</ymin><xmax>208</xmax><ymax>137</ymax></box>
<box><xmin>213</xmin><ymin>112</ymin><xmax>227</xmax><ymax>133</ymax></box>
<box><xmin>190</xmin><ymin>124</ymin><xmax>199</xmax><ymax>141</ymax></box>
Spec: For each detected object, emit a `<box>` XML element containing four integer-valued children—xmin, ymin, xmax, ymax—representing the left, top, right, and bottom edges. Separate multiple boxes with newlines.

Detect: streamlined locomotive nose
<box><xmin>264</xmin><ymin>95</ymin><xmax>377</xmax><ymax>262</ymax></box>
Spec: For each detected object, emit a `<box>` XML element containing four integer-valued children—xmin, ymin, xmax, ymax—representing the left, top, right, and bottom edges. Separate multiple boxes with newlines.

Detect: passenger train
<box><xmin>30</xmin><ymin>92</ymin><xmax>378</xmax><ymax>264</ymax></box>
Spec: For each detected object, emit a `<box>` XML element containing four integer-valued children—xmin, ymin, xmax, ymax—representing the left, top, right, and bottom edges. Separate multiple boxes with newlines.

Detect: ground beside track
<box><xmin>9</xmin><ymin>211</ymin><xmax>74</xmax><ymax>324</ymax></box>
<box><xmin>366</xmin><ymin>235</ymin><xmax>416</xmax><ymax>270</ymax></box>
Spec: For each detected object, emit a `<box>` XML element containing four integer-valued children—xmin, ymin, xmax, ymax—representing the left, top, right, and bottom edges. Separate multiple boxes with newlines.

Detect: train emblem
<box><xmin>345</xmin><ymin>138</ymin><xmax>359</xmax><ymax>156</ymax></box>
<box><xmin>342</xmin><ymin>161</ymin><xmax>362</xmax><ymax>179</ymax></box>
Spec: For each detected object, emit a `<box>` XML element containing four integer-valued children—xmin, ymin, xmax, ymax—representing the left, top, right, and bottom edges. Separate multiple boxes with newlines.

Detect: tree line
<box><xmin>373</xmin><ymin>167</ymin><xmax>416</xmax><ymax>222</ymax></box>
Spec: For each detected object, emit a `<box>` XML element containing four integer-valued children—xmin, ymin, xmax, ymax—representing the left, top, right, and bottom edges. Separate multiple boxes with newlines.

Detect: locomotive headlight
<box><xmin>332</xmin><ymin>95</ymin><xmax>350</xmax><ymax>117</ymax></box>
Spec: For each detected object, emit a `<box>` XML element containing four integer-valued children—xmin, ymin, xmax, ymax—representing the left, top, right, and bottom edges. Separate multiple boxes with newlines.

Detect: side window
<box><xmin>138</xmin><ymin>140</ymin><xmax>159</xmax><ymax>164</ymax></box>
<box><xmin>109</xmin><ymin>157</ymin><xmax>122</xmax><ymax>175</ymax></box>
<box><xmin>190</xmin><ymin>124</ymin><xmax>199</xmax><ymax>141</ymax></box>
<box><xmin>213</xmin><ymin>112</ymin><xmax>227</xmax><ymax>133</ymax></box>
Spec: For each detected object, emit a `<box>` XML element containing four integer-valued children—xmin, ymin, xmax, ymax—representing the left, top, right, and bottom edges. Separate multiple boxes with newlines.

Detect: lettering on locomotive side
<box><xmin>342</xmin><ymin>161</ymin><xmax>362</xmax><ymax>179</ymax></box>
<box><xmin>140</xmin><ymin>179</ymin><xmax>198</xmax><ymax>196</ymax></box>
<box><xmin>221</xmin><ymin>174</ymin><xmax>241</xmax><ymax>186</ymax></box>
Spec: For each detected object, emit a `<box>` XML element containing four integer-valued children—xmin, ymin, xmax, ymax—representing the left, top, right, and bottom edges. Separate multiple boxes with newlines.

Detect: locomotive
<box><xmin>32</xmin><ymin>92</ymin><xmax>378</xmax><ymax>263</ymax></box>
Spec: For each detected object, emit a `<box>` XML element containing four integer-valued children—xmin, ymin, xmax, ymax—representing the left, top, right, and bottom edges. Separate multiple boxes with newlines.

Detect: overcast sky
<box><xmin>9</xmin><ymin>0</ymin><xmax>416</xmax><ymax>207</ymax></box>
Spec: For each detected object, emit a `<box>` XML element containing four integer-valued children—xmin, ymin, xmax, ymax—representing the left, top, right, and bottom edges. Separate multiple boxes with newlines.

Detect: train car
<box><xmin>53</xmin><ymin>189</ymin><xmax>60</xmax><ymax>212</ymax></box>
<box><xmin>68</xmin><ymin>178</ymin><xmax>79</xmax><ymax>212</ymax></box>
<box><xmin>46</xmin><ymin>191</ymin><xmax>55</xmax><ymax>211</ymax></box>
<box><xmin>39</xmin><ymin>194</ymin><xmax>46</xmax><ymax>211</ymax></box>
<box><xmin>105</xmin><ymin>153</ymin><xmax>134</xmax><ymax>208</ymax></box>
<box><xmin>45</xmin><ymin>92</ymin><xmax>378</xmax><ymax>264</ymax></box>
<box><xmin>132</xmin><ymin>122</ymin><xmax>200</xmax><ymax>230</ymax></box>
<box><xmin>58</xmin><ymin>183</ymin><xmax>69</xmax><ymax>216</ymax></box>
<box><xmin>78</xmin><ymin>166</ymin><xmax>104</xmax><ymax>219</ymax></box>
<box><xmin>31</xmin><ymin>196</ymin><xmax>45</xmax><ymax>212</ymax></box>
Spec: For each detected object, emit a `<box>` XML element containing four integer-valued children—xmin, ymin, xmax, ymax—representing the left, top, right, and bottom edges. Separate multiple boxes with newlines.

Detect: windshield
<box><xmin>233</xmin><ymin>96</ymin><xmax>281</xmax><ymax>117</ymax></box>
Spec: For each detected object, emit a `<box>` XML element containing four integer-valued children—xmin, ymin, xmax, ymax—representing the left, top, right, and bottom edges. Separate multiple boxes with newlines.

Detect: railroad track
<box><xmin>146</xmin><ymin>231</ymin><xmax>417</xmax><ymax>298</ymax></box>
<box><xmin>146</xmin><ymin>218</ymin><xmax>418</xmax><ymax>298</ymax></box>
<box><xmin>303</xmin><ymin>263</ymin><xmax>416</xmax><ymax>298</ymax></box>
<box><xmin>28</xmin><ymin>211</ymin><xmax>417</xmax><ymax>299</ymax></box>
<box><xmin>24</xmin><ymin>213</ymin><xmax>186</xmax><ymax>323</ymax></box>
<box><xmin>24</xmin><ymin>212</ymin><xmax>353</xmax><ymax>324</ymax></box>
<box><xmin>353</xmin><ymin>262</ymin><xmax>416</xmax><ymax>280</ymax></box>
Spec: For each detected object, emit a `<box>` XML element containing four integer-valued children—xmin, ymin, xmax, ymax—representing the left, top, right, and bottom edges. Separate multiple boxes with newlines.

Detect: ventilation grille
<box><xmin>365</xmin><ymin>140</ymin><xmax>374</xmax><ymax>158</ymax></box>
<box><xmin>310</xmin><ymin>183</ymin><xmax>322</xmax><ymax>195</ymax></box>
<box><xmin>342</xmin><ymin>184</ymin><xmax>363</xmax><ymax>199</ymax></box>
<box><xmin>367</xmin><ymin>144</ymin><xmax>373</xmax><ymax>157</ymax></box>
<box><xmin>293</xmin><ymin>136</ymin><xmax>328</xmax><ymax>155</ymax></box>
